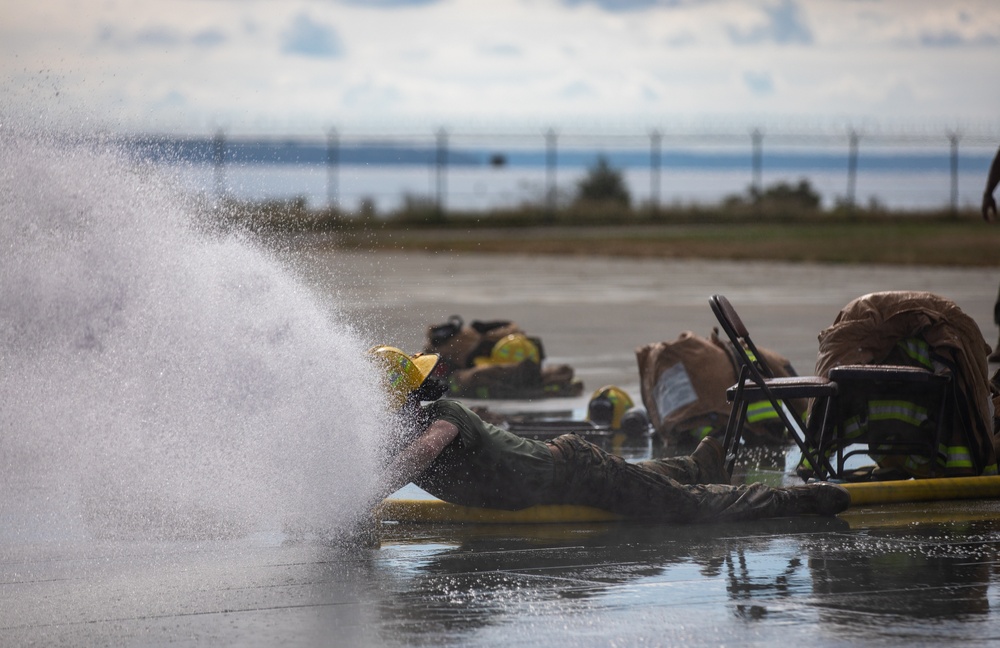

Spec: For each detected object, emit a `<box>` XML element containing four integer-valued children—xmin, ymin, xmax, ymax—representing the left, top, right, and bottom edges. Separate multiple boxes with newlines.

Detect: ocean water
<box><xmin>167</xmin><ymin>156</ymin><xmax>995</xmax><ymax>215</ymax></box>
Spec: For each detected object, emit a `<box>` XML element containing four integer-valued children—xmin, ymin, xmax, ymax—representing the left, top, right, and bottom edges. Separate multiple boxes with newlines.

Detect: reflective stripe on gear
<box><xmin>895</xmin><ymin>337</ymin><xmax>933</xmax><ymax>370</ymax></box>
<box><xmin>685</xmin><ymin>426</ymin><xmax>716</xmax><ymax>443</ymax></box>
<box><xmin>944</xmin><ymin>445</ymin><xmax>974</xmax><ymax>470</ymax></box>
<box><xmin>841</xmin><ymin>399</ymin><xmax>944</xmax><ymax>478</ymax></box>
<box><xmin>746</xmin><ymin>401</ymin><xmax>779</xmax><ymax>423</ymax></box>
<box><xmin>868</xmin><ymin>399</ymin><xmax>929</xmax><ymax>427</ymax></box>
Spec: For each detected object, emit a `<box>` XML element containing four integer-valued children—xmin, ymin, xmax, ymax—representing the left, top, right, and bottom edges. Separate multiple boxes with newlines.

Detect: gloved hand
<box><xmin>983</xmin><ymin>191</ymin><xmax>997</xmax><ymax>222</ymax></box>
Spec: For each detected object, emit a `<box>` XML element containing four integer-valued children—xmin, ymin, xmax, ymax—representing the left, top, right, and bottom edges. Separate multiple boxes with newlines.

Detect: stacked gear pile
<box><xmin>813</xmin><ymin>291</ymin><xmax>999</xmax><ymax>478</ymax></box>
<box><xmin>635</xmin><ymin>329</ymin><xmax>804</xmax><ymax>450</ymax></box>
<box><xmin>423</xmin><ymin>315</ymin><xmax>583</xmax><ymax>399</ymax></box>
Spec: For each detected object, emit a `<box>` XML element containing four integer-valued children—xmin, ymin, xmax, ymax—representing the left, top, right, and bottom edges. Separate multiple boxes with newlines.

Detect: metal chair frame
<box><xmin>817</xmin><ymin>364</ymin><xmax>951</xmax><ymax>480</ymax></box>
<box><xmin>710</xmin><ymin>295</ymin><xmax>839</xmax><ymax>480</ymax></box>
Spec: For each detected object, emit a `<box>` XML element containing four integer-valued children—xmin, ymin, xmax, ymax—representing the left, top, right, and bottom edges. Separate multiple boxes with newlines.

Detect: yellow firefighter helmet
<box><xmin>586</xmin><ymin>385</ymin><xmax>634</xmax><ymax>429</ymax></box>
<box><xmin>367</xmin><ymin>345</ymin><xmax>440</xmax><ymax>409</ymax></box>
<box><xmin>490</xmin><ymin>333</ymin><xmax>541</xmax><ymax>365</ymax></box>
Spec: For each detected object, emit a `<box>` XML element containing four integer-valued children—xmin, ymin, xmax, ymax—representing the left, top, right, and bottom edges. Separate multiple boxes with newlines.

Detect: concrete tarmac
<box><xmin>4</xmin><ymin>250</ymin><xmax>1000</xmax><ymax>647</ymax></box>
<box><xmin>300</xmin><ymin>250</ymin><xmax>999</xmax><ymax>403</ymax></box>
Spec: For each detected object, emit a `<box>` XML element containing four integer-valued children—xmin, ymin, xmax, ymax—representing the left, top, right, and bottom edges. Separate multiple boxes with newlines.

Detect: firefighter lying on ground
<box><xmin>366</xmin><ymin>346</ymin><xmax>851</xmax><ymax>529</ymax></box>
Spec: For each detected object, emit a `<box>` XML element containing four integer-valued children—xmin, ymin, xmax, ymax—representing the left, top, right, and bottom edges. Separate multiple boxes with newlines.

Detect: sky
<box><xmin>3</xmin><ymin>0</ymin><xmax>1000</xmax><ymax>137</ymax></box>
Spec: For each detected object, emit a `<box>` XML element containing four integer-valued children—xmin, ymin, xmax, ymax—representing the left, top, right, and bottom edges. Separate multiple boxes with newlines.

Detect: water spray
<box><xmin>0</xmin><ymin>129</ymin><xmax>388</xmax><ymax>544</ymax></box>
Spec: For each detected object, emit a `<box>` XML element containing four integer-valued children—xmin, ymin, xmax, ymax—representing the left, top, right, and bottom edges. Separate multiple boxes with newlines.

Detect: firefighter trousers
<box><xmin>546</xmin><ymin>434</ymin><xmax>803</xmax><ymax>523</ymax></box>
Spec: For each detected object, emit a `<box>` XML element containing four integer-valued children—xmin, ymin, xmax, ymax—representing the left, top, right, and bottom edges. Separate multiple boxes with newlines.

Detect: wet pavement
<box><xmin>298</xmin><ymin>249</ymin><xmax>999</xmax><ymax>404</ymax></box>
<box><xmin>6</xmin><ymin>502</ymin><xmax>1000</xmax><ymax>646</ymax></box>
<box><xmin>5</xmin><ymin>249</ymin><xmax>1000</xmax><ymax>646</ymax></box>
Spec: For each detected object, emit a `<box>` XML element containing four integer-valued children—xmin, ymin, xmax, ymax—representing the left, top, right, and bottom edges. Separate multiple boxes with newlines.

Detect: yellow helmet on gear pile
<box><xmin>586</xmin><ymin>385</ymin><xmax>634</xmax><ymax>430</ymax></box>
<box><xmin>367</xmin><ymin>346</ymin><xmax>440</xmax><ymax>409</ymax></box>
<box><xmin>484</xmin><ymin>333</ymin><xmax>540</xmax><ymax>365</ymax></box>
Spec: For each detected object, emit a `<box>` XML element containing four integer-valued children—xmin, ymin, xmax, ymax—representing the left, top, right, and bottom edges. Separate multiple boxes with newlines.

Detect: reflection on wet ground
<box><xmin>372</xmin><ymin>503</ymin><xmax>1000</xmax><ymax>646</ymax></box>
<box><xmin>370</xmin><ymin>435</ymin><xmax>1000</xmax><ymax>646</ymax></box>
<box><xmin>6</xmin><ymin>488</ymin><xmax>999</xmax><ymax>646</ymax></box>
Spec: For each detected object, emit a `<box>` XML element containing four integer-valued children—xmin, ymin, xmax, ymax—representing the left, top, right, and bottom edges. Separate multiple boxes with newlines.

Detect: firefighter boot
<box><xmin>691</xmin><ymin>436</ymin><xmax>732</xmax><ymax>485</ymax></box>
<box><xmin>778</xmin><ymin>483</ymin><xmax>852</xmax><ymax>517</ymax></box>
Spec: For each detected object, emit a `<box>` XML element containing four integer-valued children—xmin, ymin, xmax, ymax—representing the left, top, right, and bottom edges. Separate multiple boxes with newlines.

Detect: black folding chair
<box><xmin>817</xmin><ymin>364</ymin><xmax>951</xmax><ymax>480</ymax></box>
<box><xmin>709</xmin><ymin>295</ymin><xmax>838</xmax><ymax>480</ymax></box>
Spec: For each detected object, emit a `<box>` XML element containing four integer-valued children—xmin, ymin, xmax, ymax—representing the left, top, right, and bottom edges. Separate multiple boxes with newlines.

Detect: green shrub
<box><xmin>726</xmin><ymin>179</ymin><xmax>822</xmax><ymax>213</ymax></box>
<box><xmin>575</xmin><ymin>155</ymin><xmax>631</xmax><ymax>208</ymax></box>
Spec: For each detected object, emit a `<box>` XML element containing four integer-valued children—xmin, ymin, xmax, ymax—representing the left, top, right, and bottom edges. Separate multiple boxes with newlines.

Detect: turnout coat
<box><xmin>814</xmin><ymin>291</ymin><xmax>998</xmax><ymax>476</ymax></box>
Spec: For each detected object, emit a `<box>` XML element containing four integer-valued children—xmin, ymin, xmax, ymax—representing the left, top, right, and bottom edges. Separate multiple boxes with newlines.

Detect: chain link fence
<box><xmin>130</xmin><ymin>124</ymin><xmax>1000</xmax><ymax>214</ymax></box>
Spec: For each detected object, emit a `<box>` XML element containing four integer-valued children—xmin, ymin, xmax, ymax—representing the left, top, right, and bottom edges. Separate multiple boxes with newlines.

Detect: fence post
<box><xmin>212</xmin><ymin>130</ymin><xmax>226</xmax><ymax>200</ymax></box>
<box><xmin>436</xmin><ymin>127</ymin><xmax>448</xmax><ymax>215</ymax></box>
<box><xmin>650</xmin><ymin>129</ymin><xmax>662</xmax><ymax>216</ymax></box>
<box><xmin>545</xmin><ymin>128</ymin><xmax>558</xmax><ymax>219</ymax></box>
<box><xmin>948</xmin><ymin>131</ymin><xmax>960</xmax><ymax>216</ymax></box>
<box><xmin>846</xmin><ymin>129</ymin><xmax>859</xmax><ymax>209</ymax></box>
<box><xmin>751</xmin><ymin>128</ymin><xmax>763</xmax><ymax>196</ymax></box>
<box><xmin>327</xmin><ymin>128</ymin><xmax>339</xmax><ymax>211</ymax></box>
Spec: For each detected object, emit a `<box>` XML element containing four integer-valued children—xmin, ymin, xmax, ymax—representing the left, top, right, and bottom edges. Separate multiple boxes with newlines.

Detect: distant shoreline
<box><xmin>131</xmin><ymin>135</ymin><xmax>997</xmax><ymax>172</ymax></box>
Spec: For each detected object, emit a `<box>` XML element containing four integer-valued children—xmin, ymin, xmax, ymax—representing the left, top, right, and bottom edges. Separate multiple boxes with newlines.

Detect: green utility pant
<box><xmin>546</xmin><ymin>434</ymin><xmax>795</xmax><ymax>523</ymax></box>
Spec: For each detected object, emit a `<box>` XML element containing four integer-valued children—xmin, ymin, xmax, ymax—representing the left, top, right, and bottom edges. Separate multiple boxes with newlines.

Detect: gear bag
<box><xmin>636</xmin><ymin>329</ymin><xmax>804</xmax><ymax>449</ymax></box>
<box><xmin>424</xmin><ymin>315</ymin><xmax>582</xmax><ymax>399</ymax></box>
<box><xmin>447</xmin><ymin>360</ymin><xmax>584</xmax><ymax>400</ymax></box>
<box><xmin>424</xmin><ymin>315</ymin><xmax>532</xmax><ymax>375</ymax></box>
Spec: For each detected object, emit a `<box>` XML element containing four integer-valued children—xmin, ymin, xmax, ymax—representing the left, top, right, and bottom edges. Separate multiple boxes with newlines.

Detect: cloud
<box><xmin>96</xmin><ymin>24</ymin><xmax>227</xmax><ymax>51</ymax></box>
<box><xmin>192</xmin><ymin>29</ymin><xmax>226</xmax><ymax>49</ymax></box>
<box><xmin>728</xmin><ymin>0</ymin><xmax>813</xmax><ymax>46</ymax></box>
<box><xmin>10</xmin><ymin>0</ymin><xmax>1000</xmax><ymax>132</ymax></box>
<box><xmin>560</xmin><ymin>0</ymin><xmax>689</xmax><ymax>11</ymax></box>
<box><xmin>559</xmin><ymin>80</ymin><xmax>597</xmax><ymax>99</ymax></box>
<box><xmin>743</xmin><ymin>70</ymin><xmax>774</xmax><ymax>95</ymax></box>
<box><xmin>918</xmin><ymin>29</ymin><xmax>998</xmax><ymax>48</ymax></box>
<box><xmin>665</xmin><ymin>31</ymin><xmax>698</xmax><ymax>47</ymax></box>
<box><xmin>341</xmin><ymin>78</ymin><xmax>404</xmax><ymax>109</ymax></box>
<box><xmin>479</xmin><ymin>43</ymin><xmax>522</xmax><ymax>57</ymax></box>
<box><xmin>134</xmin><ymin>26</ymin><xmax>181</xmax><ymax>48</ymax></box>
<box><xmin>281</xmin><ymin>14</ymin><xmax>344</xmax><ymax>58</ymax></box>
<box><xmin>98</xmin><ymin>24</ymin><xmax>176</xmax><ymax>49</ymax></box>
<box><xmin>338</xmin><ymin>0</ymin><xmax>441</xmax><ymax>7</ymax></box>
<box><xmin>151</xmin><ymin>90</ymin><xmax>188</xmax><ymax>110</ymax></box>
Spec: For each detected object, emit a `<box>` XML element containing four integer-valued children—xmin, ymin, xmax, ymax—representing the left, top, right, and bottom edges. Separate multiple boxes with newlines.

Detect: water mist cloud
<box><xmin>0</xmin><ymin>129</ymin><xmax>389</xmax><ymax>543</ymax></box>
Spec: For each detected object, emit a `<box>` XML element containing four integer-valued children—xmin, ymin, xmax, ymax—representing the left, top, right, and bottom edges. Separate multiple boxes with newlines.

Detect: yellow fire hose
<box><xmin>379</xmin><ymin>499</ymin><xmax>622</xmax><ymax>525</ymax></box>
<box><xmin>380</xmin><ymin>476</ymin><xmax>1000</xmax><ymax>525</ymax></box>
<box><xmin>841</xmin><ymin>474</ymin><xmax>1000</xmax><ymax>506</ymax></box>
